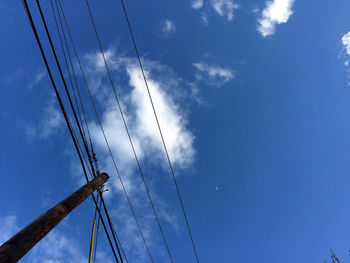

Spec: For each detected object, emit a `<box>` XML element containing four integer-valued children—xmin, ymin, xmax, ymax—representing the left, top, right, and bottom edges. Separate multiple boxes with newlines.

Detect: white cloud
<box><xmin>210</xmin><ymin>0</ymin><xmax>239</xmax><ymax>21</ymax></box>
<box><xmin>341</xmin><ymin>32</ymin><xmax>350</xmax><ymax>86</ymax></box>
<box><xmin>3</xmin><ymin>68</ymin><xmax>46</xmax><ymax>89</ymax></box>
<box><xmin>84</xmin><ymin>50</ymin><xmax>195</xmax><ymax>174</ymax></box>
<box><xmin>161</xmin><ymin>19</ymin><xmax>176</xmax><ymax>35</ymax></box>
<box><xmin>192</xmin><ymin>0</ymin><xmax>204</xmax><ymax>9</ymax></box>
<box><xmin>40</xmin><ymin>102</ymin><xmax>65</xmax><ymax>139</ymax></box>
<box><xmin>0</xmin><ymin>216</ymin><xmax>19</xmax><ymax>245</ymax></box>
<box><xmin>342</xmin><ymin>32</ymin><xmax>350</xmax><ymax>56</ymax></box>
<box><xmin>28</xmin><ymin>69</ymin><xmax>46</xmax><ymax>89</ymax></box>
<box><xmin>29</xmin><ymin>230</ymin><xmax>87</xmax><ymax>263</ymax></box>
<box><xmin>191</xmin><ymin>0</ymin><xmax>239</xmax><ymax>22</ymax></box>
<box><xmin>127</xmin><ymin>65</ymin><xmax>194</xmax><ymax>168</ymax></box>
<box><xmin>252</xmin><ymin>7</ymin><xmax>260</xmax><ymax>14</ymax></box>
<box><xmin>80</xmin><ymin>49</ymin><xmax>195</xmax><ymax>261</ymax></box>
<box><xmin>0</xmin><ymin>215</ymin><xmax>86</xmax><ymax>263</ymax></box>
<box><xmin>193</xmin><ymin>61</ymin><xmax>234</xmax><ymax>86</ymax></box>
<box><xmin>25</xmin><ymin>96</ymin><xmax>64</xmax><ymax>140</ymax></box>
<box><xmin>257</xmin><ymin>0</ymin><xmax>295</xmax><ymax>37</ymax></box>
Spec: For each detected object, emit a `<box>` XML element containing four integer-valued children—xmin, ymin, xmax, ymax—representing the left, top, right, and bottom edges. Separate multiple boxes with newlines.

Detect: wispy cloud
<box><xmin>30</xmin><ymin>230</ymin><xmax>87</xmax><ymax>263</ymax></box>
<box><xmin>28</xmin><ymin>69</ymin><xmax>46</xmax><ymax>89</ymax></box>
<box><xmin>24</xmin><ymin>95</ymin><xmax>64</xmax><ymax>140</ymax></box>
<box><xmin>40</xmin><ymin>102</ymin><xmax>65</xmax><ymax>139</ymax></box>
<box><xmin>79</xmin><ymin>48</ymin><xmax>196</xmax><ymax>261</ymax></box>
<box><xmin>84</xmin><ymin>51</ymin><xmax>195</xmax><ymax>173</ymax></box>
<box><xmin>342</xmin><ymin>32</ymin><xmax>350</xmax><ymax>56</ymax></box>
<box><xmin>210</xmin><ymin>0</ymin><xmax>239</xmax><ymax>21</ymax></box>
<box><xmin>341</xmin><ymin>32</ymin><xmax>350</xmax><ymax>85</ymax></box>
<box><xmin>161</xmin><ymin>19</ymin><xmax>176</xmax><ymax>36</ymax></box>
<box><xmin>193</xmin><ymin>61</ymin><xmax>234</xmax><ymax>86</ymax></box>
<box><xmin>127</xmin><ymin>64</ymin><xmax>195</xmax><ymax>168</ymax></box>
<box><xmin>192</xmin><ymin>0</ymin><xmax>204</xmax><ymax>9</ymax></box>
<box><xmin>0</xmin><ymin>215</ymin><xmax>89</xmax><ymax>263</ymax></box>
<box><xmin>2</xmin><ymin>68</ymin><xmax>46</xmax><ymax>89</ymax></box>
<box><xmin>191</xmin><ymin>0</ymin><xmax>239</xmax><ymax>23</ymax></box>
<box><xmin>257</xmin><ymin>0</ymin><xmax>295</xmax><ymax>37</ymax></box>
<box><xmin>0</xmin><ymin>215</ymin><xmax>19</xmax><ymax>245</ymax></box>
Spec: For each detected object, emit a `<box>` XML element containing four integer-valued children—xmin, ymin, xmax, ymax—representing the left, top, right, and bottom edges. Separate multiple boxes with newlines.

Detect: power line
<box><xmin>22</xmin><ymin>1</ymin><xmax>120</xmax><ymax>261</ymax></box>
<box><xmin>56</xmin><ymin>1</ymin><xmax>135</xmax><ymax>262</ymax></box>
<box><xmin>38</xmin><ymin>0</ymin><xmax>127</xmax><ymax>260</ymax></box>
<box><xmin>49</xmin><ymin>0</ymin><xmax>88</xmax><ymax>149</ymax></box>
<box><xmin>54</xmin><ymin>0</ymin><xmax>96</xmax><ymax>162</ymax></box>
<box><xmin>93</xmin><ymin>197</ymin><xmax>102</xmax><ymax>263</ymax></box>
<box><xmin>111</xmin><ymin>223</ymin><xmax>129</xmax><ymax>263</ymax></box>
<box><xmin>23</xmin><ymin>1</ymin><xmax>122</xmax><ymax>262</ymax></box>
<box><xmin>98</xmin><ymin>191</ymin><xmax>125</xmax><ymax>262</ymax></box>
<box><xmin>51</xmin><ymin>0</ymin><xmax>98</xmax><ymax>178</ymax></box>
<box><xmin>77</xmin><ymin>0</ymin><xmax>176</xmax><ymax>261</ymax></box>
<box><xmin>69</xmin><ymin>116</ymin><xmax>93</xmax><ymax>179</ymax></box>
<box><xmin>83</xmin><ymin>0</ymin><xmax>156</xmax><ymax>261</ymax></box>
<box><xmin>38</xmin><ymin>0</ymin><xmax>197</xmax><ymax>261</ymax></box>
<box><xmin>118</xmin><ymin>0</ymin><xmax>200</xmax><ymax>262</ymax></box>
<box><xmin>35</xmin><ymin>0</ymin><xmax>96</xmax><ymax>179</ymax></box>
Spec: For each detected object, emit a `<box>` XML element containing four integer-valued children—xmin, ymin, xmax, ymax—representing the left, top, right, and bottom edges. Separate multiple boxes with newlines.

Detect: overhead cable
<box><xmin>119</xmin><ymin>0</ymin><xmax>200</xmax><ymax>261</ymax></box>
<box><xmin>23</xmin><ymin>1</ymin><xmax>121</xmax><ymax>261</ymax></box>
<box><xmin>56</xmin><ymin>1</ymin><xmax>134</xmax><ymax>262</ymax></box>
<box><xmin>38</xmin><ymin>0</ymin><xmax>126</xmax><ymax>260</ymax></box>
<box><xmin>84</xmin><ymin>0</ymin><xmax>156</xmax><ymax>261</ymax></box>
<box><xmin>81</xmin><ymin>0</ymin><xmax>176</xmax><ymax>261</ymax></box>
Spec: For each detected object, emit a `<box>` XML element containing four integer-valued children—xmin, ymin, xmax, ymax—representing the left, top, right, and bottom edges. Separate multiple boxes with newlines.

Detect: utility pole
<box><xmin>0</xmin><ymin>173</ymin><xmax>109</xmax><ymax>263</ymax></box>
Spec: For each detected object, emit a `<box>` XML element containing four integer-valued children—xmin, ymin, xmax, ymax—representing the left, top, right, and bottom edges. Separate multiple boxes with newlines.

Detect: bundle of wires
<box><xmin>22</xmin><ymin>0</ymin><xmax>200</xmax><ymax>262</ymax></box>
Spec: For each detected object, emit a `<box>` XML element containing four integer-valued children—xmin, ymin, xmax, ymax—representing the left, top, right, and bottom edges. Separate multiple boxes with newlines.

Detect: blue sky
<box><xmin>2</xmin><ymin>0</ymin><xmax>350</xmax><ymax>262</ymax></box>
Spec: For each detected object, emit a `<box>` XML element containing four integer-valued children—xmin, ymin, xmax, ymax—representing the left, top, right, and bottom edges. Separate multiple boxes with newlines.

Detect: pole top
<box><xmin>100</xmin><ymin>172</ymin><xmax>109</xmax><ymax>180</ymax></box>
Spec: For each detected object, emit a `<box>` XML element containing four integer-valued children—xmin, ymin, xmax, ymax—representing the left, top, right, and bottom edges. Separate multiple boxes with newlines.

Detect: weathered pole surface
<box><xmin>0</xmin><ymin>173</ymin><xmax>109</xmax><ymax>263</ymax></box>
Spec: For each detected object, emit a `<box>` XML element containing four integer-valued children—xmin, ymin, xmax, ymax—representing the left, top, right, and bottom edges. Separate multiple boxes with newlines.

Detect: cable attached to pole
<box><xmin>22</xmin><ymin>1</ymin><xmax>120</xmax><ymax>261</ymax></box>
<box><xmin>35</xmin><ymin>0</ymin><xmax>96</xmax><ymax>180</ymax></box>
<box><xmin>89</xmin><ymin>194</ymin><xmax>99</xmax><ymax>263</ymax></box>
<box><xmin>93</xmin><ymin>196</ymin><xmax>102</xmax><ymax>263</ymax></box>
<box><xmin>35</xmin><ymin>1</ymin><xmax>125</xmax><ymax>262</ymax></box>
<box><xmin>84</xmin><ymin>0</ymin><xmax>156</xmax><ymax>261</ymax></box>
<box><xmin>53</xmin><ymin>0</ymin><xmax>98</xmax><ymax>176</ymax></box>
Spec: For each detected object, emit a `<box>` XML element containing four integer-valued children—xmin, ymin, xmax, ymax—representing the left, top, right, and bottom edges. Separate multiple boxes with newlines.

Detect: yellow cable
<box><xmin>88</xmin><ymin>219</ymin><xmax>96</xmax><ymax>263</ymax></box>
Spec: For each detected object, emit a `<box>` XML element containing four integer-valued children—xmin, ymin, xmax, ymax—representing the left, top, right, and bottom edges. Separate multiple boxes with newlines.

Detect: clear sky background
<box><xmin>2</xmin><ymin>0</ymin><xmax>350</xmax><ymax>262</ymax></box>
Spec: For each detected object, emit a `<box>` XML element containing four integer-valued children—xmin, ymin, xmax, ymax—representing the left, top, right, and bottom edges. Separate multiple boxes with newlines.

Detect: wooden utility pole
<box><xmin>0</xmin><ymin>173</ymin><xmax>109</xmax><ymax>263</ymax></box>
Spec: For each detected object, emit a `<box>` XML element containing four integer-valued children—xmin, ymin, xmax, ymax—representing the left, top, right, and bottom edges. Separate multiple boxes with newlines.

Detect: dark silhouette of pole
<box><xmin>0</xmin><ymin>173</ymin><xmax>109</xmax><ymax>263</ymax></box>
